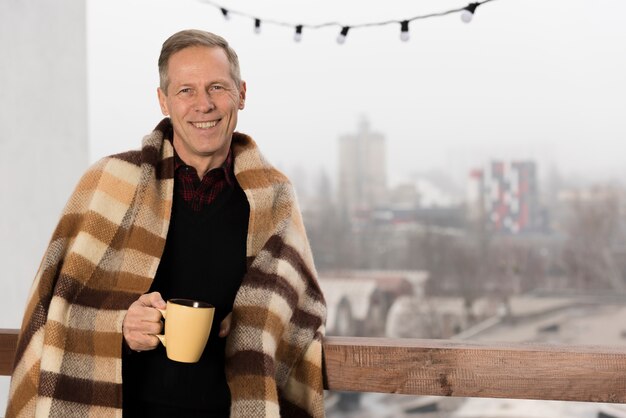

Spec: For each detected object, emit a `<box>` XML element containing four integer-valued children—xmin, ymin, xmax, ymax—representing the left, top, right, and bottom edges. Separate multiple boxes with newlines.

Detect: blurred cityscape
<box><xmin>289</xmin><ymin>117</ymin><xmax>626</xmax><ymax>418</ymax></box>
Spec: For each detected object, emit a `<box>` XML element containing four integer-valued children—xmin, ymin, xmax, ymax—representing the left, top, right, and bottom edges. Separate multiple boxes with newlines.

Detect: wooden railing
<box><xmin>0</xmin><ymin>330</ymin><xmax>18</xmax><ymax>378</ymax></box>
<box><xmin>2</xmin><ymin>329</ymin><xmax>626</xmax><ymax>403</ymax></box>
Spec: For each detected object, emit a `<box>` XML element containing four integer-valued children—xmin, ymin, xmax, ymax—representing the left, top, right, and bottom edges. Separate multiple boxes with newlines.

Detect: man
<box><xmin>6</xmin><ymin>29</ymin><xmax>326</xmax><ymax>418</ymax></box>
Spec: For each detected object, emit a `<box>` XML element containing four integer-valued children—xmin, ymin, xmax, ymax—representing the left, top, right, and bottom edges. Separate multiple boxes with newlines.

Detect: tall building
<box><xmin>338</xmin><ymin>117</ymin><xmax>387</xmax><ymax>218</ymax></box>
<box><xmin>467</xmin><ymin>161</ymin><xmax>542</xmax><ymax>234</ymax></box>
<box><xmin>467</xmin><ymin>168</ymin><xmax>485</xmax><ymax>223</ymax></box>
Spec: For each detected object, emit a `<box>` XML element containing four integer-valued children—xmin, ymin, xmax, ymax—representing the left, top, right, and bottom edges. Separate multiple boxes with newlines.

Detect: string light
<box><xmin>220</xmin><ymin>7</ymin><xmax>229</xmax><ymax>20</ymax></box>
<box><xmin>400</xmin><ymin>21</ymin><xmax>410</xmax><ymax>42</ymax></box>
<box><xmin>461</xmin><ymin>3</ymin><xmax>480</xmax><ymax>23</ymax></box>
<box><xmin>294</xmin><ymin>25</ymin><xmax>303</xmax><ymax>42</ymax></box>
<box><xmin>337</xmin><ymin>26</ymin><xmax>350</xmax><ymax>44</ymax></box>
<box><xmin>203</xmin><ymin>0</ymin><xmax>497</xmax><ymax>43</ymax></box>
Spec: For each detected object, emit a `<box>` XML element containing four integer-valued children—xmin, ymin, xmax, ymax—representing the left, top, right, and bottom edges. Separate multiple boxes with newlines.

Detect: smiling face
<box><xmin>158</xmin><ymin>46</ymin><xmax>246</xmax><ymax>176</ymax></box>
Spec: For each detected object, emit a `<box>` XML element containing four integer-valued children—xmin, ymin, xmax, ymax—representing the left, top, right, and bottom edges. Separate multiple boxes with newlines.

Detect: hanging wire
<box><xmin>198</xmin><ymin>0</ymin><xmax>497</xmax><ymax>33</ymax></box>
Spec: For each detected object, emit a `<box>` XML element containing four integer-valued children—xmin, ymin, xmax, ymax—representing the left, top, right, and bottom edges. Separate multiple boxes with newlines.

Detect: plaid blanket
<box><xmin>6</xmin><ymin>118</ymin><xmax>326</xmax><ymax>417</ymax></box>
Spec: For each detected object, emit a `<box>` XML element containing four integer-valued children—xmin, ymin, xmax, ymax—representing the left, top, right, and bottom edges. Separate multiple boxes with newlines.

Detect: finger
<box><xmin>148</xmin><ymin>291</ymin><xmax>167</xmax><ymax>309</ymax></box>
<box><xmin>123</xmin><ymin>307</ymin><xmax>163</xmax><ymax>335</ymax></box>
<box><xmin>138</xmin><ymin>320</ymin><xmax>163</xmax><ymax>336</ymax></box>
<box><xmin>138</xmin><ymin>292</ymin><xmax>166</xmax><ymax>309</ymax></box>
<box><xmin>123</xmin><ymin>318</ymin><xmax>163</xmax><ymax>350</ymax></box>
<box><xmin>142</xmin><ymin>305</ymin><xmax>165</xmax><ymax>323</ymax></box>
<box><xmin>137</xmin><ymin>293</ymin><xmax>153</xmax><ymax>307</ymax></box>
<box><xmin>127</xmin><ymin>301</ymin><xmax>162</xmax><ymax>323</ymax></box>
<box><xmin>130</xmin><ymin>334</ymin><xmax>160</xmax><ymax>352</ymax></box>
<box><xmin>219</xmin><ymin>312</ymin><xmax>232</xmax><ymax>338</ymax></box>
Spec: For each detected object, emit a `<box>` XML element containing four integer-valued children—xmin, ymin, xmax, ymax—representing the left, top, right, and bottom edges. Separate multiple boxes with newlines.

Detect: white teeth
<box><xmin>192</xmin><ymin>121</ymin><xmax>217</xmax><ymax>129</ymax></box>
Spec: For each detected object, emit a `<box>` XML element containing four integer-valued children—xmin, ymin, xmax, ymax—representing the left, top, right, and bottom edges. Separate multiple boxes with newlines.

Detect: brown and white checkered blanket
<box><xmin>6</xmin><ymin>118</ymin><xmax>326</xmax><ymax>417</ymax></box>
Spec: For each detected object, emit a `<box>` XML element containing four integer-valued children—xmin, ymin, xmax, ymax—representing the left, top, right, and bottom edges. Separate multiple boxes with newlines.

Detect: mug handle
<box><xmin>155</xmin><ymin>307</ymin><xmax>166</xmax><ymax>347</ymax></box>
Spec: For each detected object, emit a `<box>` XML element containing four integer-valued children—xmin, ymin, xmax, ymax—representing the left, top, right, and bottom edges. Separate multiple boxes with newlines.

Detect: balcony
<box><xmin>3</xmin><ymin>329</ymin><xmax>626</xmax><ymax>411</ymax></box>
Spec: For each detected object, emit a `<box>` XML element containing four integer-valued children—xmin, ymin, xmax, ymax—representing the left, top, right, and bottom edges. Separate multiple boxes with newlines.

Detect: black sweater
<box><xmin>122</xmin><ymin>182</ymin><xmax>249</xmax><ymax>417</ymax></box>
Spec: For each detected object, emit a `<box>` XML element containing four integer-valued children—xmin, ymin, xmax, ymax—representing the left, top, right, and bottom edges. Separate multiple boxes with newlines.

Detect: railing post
<box><xmin>0</xmin><ymin>329</ymin><xmax>18</xmax><ymax>376</ymax></box>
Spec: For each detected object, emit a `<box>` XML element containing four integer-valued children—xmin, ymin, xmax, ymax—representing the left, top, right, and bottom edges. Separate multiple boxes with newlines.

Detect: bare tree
<box><xmin>560</xmin><ymin>186</ymin><xmax>623</xmax><ymax>291</ymax></box>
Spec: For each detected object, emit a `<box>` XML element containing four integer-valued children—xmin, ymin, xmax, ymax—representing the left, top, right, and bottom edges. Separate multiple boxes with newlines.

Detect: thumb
<box><xmin>219</xmin><ymin>312</ymin><xmax>233</xmax><ymax>338</ymax></box>
<box><xmin>148</xmin><ymin>291</ymin><xmax>166</xmax><ymax>309</ymax></box>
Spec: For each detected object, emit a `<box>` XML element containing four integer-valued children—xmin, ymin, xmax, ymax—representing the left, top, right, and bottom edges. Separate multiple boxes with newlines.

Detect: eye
<box><xmin>178</xmin><ymin>88</ymin><xmax>193</xmax><ymax>95</ymax></box>
<box><xmin>209</xmin><ymin>85</ymin><xmax>225</xmax><ymax>92</ymax></box>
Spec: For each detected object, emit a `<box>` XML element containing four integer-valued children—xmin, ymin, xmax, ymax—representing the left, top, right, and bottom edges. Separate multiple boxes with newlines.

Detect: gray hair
<box><xmin>158</xmin><ymin>29</ymin><xmax>242</xmax><ymax>93</ymax></box>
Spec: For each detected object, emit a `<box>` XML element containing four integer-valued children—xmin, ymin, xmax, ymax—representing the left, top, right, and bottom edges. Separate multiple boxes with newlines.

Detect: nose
<box><xmin>194</xmin><ymin>91</ymin><xmax>214</xmax><ymax>113</ymax></box>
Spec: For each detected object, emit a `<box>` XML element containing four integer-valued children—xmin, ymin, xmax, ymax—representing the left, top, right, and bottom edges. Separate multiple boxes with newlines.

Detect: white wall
<box><xmin>0</xmin><ymin>0</ymin><xmax>88</xmax><ymax>412</ymax></box>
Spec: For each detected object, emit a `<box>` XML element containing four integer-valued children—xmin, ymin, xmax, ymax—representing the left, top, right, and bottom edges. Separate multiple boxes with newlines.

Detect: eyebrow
<box><xmin>209</xmin><ymin>78</ymin><xmax>235</xmax><ymax>87</ymax></box>
<box><xmin>173</xmin><ymin>78</ymin><xmax>234</xmax><ymax>89</ymax></box>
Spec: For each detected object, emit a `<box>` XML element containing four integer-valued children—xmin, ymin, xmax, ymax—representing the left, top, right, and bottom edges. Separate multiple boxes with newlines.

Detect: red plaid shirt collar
<box><xmin>172</xmin><ymin>147</ymin><xmax>236</xmax><ymax>212</ymax></box>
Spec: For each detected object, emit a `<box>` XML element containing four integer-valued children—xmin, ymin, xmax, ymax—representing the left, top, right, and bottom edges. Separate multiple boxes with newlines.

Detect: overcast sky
<box><xmin>88</xmin><ymin>0</ymin><xmax>626</xmax><ymax>189</ymax></box>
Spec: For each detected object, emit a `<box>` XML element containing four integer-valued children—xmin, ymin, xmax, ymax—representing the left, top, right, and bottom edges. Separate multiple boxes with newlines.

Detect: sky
<box><xmin>88</xmin><ymin>0</ymin><xmax>626</xmax><ymax>192</ymax></box>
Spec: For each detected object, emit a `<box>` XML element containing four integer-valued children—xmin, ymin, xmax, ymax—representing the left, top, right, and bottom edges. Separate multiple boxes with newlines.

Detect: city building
<box><xmin>337</xmin><ymin>117</ymin><xmax>388</xmax><ymax>219</ymax></box>
<box><xmin>467</xmin><ymin>160</ymin><xmax>543</xmax><ymax>234</ymax></box>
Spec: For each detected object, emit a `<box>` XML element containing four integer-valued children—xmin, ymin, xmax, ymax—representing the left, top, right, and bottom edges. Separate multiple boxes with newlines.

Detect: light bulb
<box><xmin>294</xmin><ymin>25</ymin><xmax>303</xmax><ymax>42</ymax></box>
<box><xmin>461</xmin><ymin>10</ymin><xmax>473</xmax><ymax>23</ymax></box>
<box><xmin>254</xmin><ymin>19</ymin><xmax>261</xmax><ymax>34</ymax></box>
<box><xmin>400</xmin><ymin>21</ymin><xmax>410</xmax><ymax>42</ymax></box>
<box><xmin>461</xmin><ymin>3</ymin><xmax>479</xmax><ymax>23</ymax></box>
<box><xmin>337</xmin><ymin>27</ymin><xmax>349</xmax><ymax>44</ymax></box>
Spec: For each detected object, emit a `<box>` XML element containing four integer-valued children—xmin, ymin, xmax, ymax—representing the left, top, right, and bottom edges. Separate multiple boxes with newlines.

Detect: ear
<box><xmin>157</xmin><ymin>87</ymin><xmax>169</xmax><ymax>116</ymax></box>
<box><xmin>238</xmin><ymin>81</ymin><xmax>247</xmax><ymax>110</ymax></box>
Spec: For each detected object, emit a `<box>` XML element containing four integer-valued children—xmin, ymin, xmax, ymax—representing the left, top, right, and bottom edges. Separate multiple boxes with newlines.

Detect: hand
<box><xmin>123</xmin><ymin>292</ymin><xmax>167</xmax><ymax>352</ymax></box>
<box><xmin>219</xmin><ymin>312</ymin><xmax>232</xmax><ymax>338</ymax></box>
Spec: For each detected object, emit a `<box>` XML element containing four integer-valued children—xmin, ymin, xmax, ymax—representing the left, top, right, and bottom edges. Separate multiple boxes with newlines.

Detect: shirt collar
<box><xmin>173</xmin><ymin>147</ymin><xmax>235</xmax><ymax>186</ymax></box>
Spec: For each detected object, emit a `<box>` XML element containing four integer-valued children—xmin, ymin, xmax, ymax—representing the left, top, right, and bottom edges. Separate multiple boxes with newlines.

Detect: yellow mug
<box><xmin>156</xmin><ymin>298</ymin><xmax>215</xmax><ymax>363</ymax></box>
